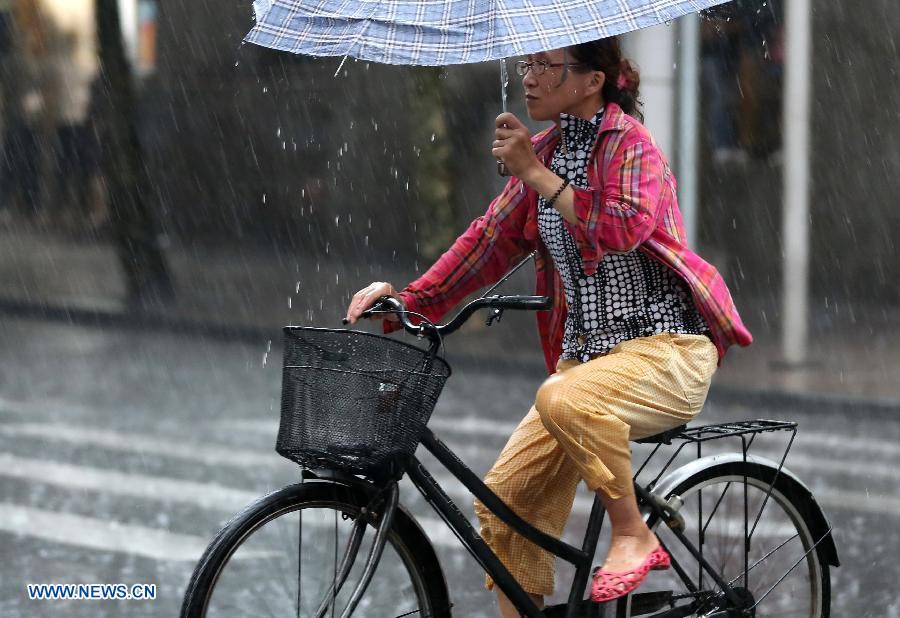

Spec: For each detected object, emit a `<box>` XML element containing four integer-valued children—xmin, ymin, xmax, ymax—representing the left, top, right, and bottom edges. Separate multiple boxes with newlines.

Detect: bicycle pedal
<box><xmin>629</xmin><ymin>590</ymin><xmax>673</xmax><ymax>615</ymax></box>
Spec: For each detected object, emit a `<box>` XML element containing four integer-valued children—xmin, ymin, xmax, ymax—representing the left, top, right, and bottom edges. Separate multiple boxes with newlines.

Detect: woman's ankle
<box><xmin>609</xmin><ymin>522</ymin><xmax>655</xmax><ymax>542</ymax></box>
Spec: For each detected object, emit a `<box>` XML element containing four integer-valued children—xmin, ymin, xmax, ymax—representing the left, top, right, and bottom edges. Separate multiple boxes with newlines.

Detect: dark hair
<box><xmin>568</xmin><ymin>37</ymin><xmax>643</xmax><ymax>122</ymax></box>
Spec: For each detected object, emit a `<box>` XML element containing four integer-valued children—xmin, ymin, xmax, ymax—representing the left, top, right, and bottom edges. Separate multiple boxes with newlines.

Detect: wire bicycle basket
<box><xmin>278</xmin><ymin>327</ymin><xmax>451</xmax><ymax>478</ymax></box>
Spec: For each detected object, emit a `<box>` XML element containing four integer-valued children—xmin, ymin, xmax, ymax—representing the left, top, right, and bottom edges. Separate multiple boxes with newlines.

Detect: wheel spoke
<box><xmin>701</xmin><ymin>481</ymin><xmax>732</xmax><ymax>538</ymax></box>
<box><xmin>654</xmin><ymin>465</ymin><xmax>828</xmax><ymax>617</ymax></box>
<box><xmin>727</xmin><ymin>532</ymin><xmax>800</xmax><ymax>587</ymax></box>
<box><xmin>314</xmin><ymin>514</ymin><xmax>367</xmax><ymax>618</ymax></box>
<box><xmin>332</xmin><ymin>508</ymin><xmax>338</xmax><ymax>618</ymax></box>
<box><xmin>749</xmin><ymin>528</ymin><xmax>832</xmax><ymax>611</ymax></box>
<box><xmin>296</xmin><ymin>507</ymin><xmax>302</xmax><ymax>618</ymax></box>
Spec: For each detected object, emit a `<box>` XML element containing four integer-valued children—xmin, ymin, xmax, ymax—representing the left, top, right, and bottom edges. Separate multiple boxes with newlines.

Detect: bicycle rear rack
<box><xmin>631</xmin><ymin>419</ymin><xmax>803</xmax><ymax>617</ymax></box>
<box><xmin>676</xmin><ymin>419</ymin><xmax>797</xmax><ymax>443</ymax></box>
<box><xmin>634</xmin><ymin>419</ymin><xmax>798</xmax><ymax>490</ymax></box>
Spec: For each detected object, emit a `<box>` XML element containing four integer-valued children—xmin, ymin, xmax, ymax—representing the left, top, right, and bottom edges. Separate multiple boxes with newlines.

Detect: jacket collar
<box><xmin>534</xmin><ymin>102</ymin><xmax>629</xmax><ymax>164</ymax></box>
<box><xmin>596</xmin><ymin>101</ymin><xmax>630</xmax><ymax>134</ymax></box>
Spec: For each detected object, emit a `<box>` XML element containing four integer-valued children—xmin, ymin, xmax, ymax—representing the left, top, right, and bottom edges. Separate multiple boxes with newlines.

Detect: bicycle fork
<box><xmin>313</xmin><ymin>481</ymin><xmax>400</xmax><ymax>618</ymax></box>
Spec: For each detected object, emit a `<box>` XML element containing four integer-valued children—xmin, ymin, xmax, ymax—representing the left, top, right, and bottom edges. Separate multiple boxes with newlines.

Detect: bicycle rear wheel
<box><xmin>650</xmin><ymin>461</ymin><xmax>830</xmax><ymax>617</ymax></box>
<box><xmin>181</xmin><ymin>481</ymin><xmax>451</xmax><ymax>618</ymax></box>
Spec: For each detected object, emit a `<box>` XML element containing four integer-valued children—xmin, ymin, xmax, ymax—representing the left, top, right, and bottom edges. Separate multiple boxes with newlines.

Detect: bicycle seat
<box><xmin>634</xmin><ymin>425</ymin><xmax>687</xmax><ymax>445</ymax></box>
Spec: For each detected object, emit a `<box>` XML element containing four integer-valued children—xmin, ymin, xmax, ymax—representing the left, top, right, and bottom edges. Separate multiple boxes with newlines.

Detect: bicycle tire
<box><xmin>649</xmin><ymin>460</ymin><xmax>830</xmax><ymax>617</ymax></box>
<box><xmin>181</xmin><ymin>481</ymin><xmax>451</xmax><ymax>618</ymax></box>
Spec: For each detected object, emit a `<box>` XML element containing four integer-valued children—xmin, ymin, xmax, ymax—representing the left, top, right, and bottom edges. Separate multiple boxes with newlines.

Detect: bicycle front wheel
<box><xmin>181</xmin><ymin>481</ymin><xmax>451</xmax><ymax>618</ymax></box>
<box><xmin>651</xmin><ymin>460</ymin><xmax>830</xmax><ymax>617</ymax></box>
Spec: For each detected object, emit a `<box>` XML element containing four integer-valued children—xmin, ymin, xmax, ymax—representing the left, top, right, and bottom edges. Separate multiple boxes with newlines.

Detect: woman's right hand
<box><xmin>345</xmin><ymin>281</ymin><xmax>400</xmax><ymax>325</ymax></box>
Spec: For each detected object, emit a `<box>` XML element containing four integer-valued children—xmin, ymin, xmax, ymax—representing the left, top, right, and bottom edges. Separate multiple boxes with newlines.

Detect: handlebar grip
<box><xmin>340</xmin><ymin>294</ymin><xmax>550</xmax><ymax>341</ymax></box>
<box><xmin>342</xmin><ymin>296</ymin><xmax>411</xmax><ymax>328</ymax></box>
<box><xmin>361</xmin><ymin>296</ymin><xmax>403</xmax><ymax>319</ymax></box>
<box><xmin>487</xmin><ymin>295</ymin><xmax>553</xmax><ymax>311</ymax></box>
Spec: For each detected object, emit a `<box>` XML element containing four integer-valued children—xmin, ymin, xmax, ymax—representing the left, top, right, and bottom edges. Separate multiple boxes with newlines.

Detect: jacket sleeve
<box><xmin>568</xmin><ymin>138</ymin><xmax>665</xmax><ymax>260</ymax></box>
<box><xmin>385</xmin><ymin>177</ymin><xmax>536</xmax><ymax>332</ymax></box>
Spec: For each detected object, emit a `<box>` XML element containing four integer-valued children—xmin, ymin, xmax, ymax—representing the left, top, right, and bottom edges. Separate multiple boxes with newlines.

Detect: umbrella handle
<box><xmin>497</xmin><ymin>123</ymin><xmax>510</xmax><ymax>177</ymax></box>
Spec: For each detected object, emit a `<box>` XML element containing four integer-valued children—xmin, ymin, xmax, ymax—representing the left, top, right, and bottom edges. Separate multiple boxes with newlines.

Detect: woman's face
<box><xmin>521</xmin><ymin>48</ymin><xmax>605</xmax><ymax>122</ymax></box>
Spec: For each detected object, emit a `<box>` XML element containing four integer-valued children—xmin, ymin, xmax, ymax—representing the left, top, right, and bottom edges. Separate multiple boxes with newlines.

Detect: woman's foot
<box><xmin>590</xmin><ymin>531</ymin><xmax>670</xmax><ymax>603</ymax></box>
<box><xmin>601</xmin><ymin>530</ymin><xmax>661</xmax><ymax>572</ymax></box>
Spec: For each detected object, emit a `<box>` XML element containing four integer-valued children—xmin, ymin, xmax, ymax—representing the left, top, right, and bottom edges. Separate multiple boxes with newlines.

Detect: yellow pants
<box><xmin>473</xmin><ymin>333</ymin><xmax>719</xmax><ymax>596</ymax></box>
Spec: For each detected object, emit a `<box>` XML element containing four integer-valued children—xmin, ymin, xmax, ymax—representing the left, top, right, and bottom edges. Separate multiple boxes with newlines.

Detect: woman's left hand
<box><xmin>492</xmin><ymin>113</ymin><xmax>542</xmax><ymax>181</ymax></box>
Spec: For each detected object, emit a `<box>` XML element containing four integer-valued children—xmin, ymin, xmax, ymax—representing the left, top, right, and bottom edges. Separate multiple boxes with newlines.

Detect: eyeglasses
<box><xmin>514</xmin><ymin>60</ymin><xmax>586</xmax><ymax>77</ymax></box>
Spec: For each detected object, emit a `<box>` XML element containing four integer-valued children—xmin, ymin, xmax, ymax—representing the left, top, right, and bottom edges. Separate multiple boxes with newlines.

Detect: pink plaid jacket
<box><xmin>389</xmin><ymin>103</ymin><xmax>752</xmax><ymax>373</ymax></box>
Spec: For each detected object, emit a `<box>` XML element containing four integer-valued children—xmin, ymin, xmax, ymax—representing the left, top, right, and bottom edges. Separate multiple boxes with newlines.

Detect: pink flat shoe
<box><xmin>590</xmin><ymin>544</ymin><xmax>671</xmax><ymax>603</ymax></box>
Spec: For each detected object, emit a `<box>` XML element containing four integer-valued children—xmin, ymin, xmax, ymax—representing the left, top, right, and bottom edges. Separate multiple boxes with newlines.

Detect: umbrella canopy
<box><xmin>246</xmin><ymin>0</ymin><xmax>734</xmax><ymax>66</ymax></box>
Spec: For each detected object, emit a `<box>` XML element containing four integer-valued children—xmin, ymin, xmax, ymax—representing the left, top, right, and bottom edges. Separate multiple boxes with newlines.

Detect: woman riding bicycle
<box><xmin>346</xmin><ymin>37</ymin><xmax>752</xmax><ymax>616</ymax></box>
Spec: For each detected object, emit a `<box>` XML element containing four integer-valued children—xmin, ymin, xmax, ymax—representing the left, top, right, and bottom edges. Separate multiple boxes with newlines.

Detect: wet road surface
<box><xmin>0</xmin><ymin>317</ymin><xmax>897</xmax><ymax>617</ymax></box>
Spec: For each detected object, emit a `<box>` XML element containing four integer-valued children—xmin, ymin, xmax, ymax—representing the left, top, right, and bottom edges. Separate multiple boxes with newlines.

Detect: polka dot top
<box><xmin>537</xmin><ymin>109</ymin><xmax>709</xmax><ymax>362</ymax></box>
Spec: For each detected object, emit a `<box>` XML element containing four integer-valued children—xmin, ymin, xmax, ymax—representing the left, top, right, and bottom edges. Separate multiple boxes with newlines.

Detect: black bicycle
<box><xmin>181</xmin><ymin>290</ymin><xmax>838</xmax><ymax>618</ymax></box>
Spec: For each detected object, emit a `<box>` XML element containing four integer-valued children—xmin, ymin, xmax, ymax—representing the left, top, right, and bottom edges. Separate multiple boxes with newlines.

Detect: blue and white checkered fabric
<box><xmin>246</xmin><ymin>0</ymin><xmax>731</xmax><ymax>66</ymax></box>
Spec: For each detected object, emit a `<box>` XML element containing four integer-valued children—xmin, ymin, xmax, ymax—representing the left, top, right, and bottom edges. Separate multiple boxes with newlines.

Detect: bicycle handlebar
<box><xmin>345</xmin><ymin>294</ymin><xmax>552</xmax><ymax>343</ymax></box>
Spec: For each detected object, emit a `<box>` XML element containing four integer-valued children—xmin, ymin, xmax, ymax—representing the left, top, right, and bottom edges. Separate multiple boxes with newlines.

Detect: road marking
<box><xmin>5</xmin><ymin>399</ymin><xmax>897</xmax><ymax>466</ymax></box>
<box><xmin>631</xmin><ymin>442</ymin><xmax>900</xmax><ymax>489</ymax></box>
<box><xmin>224</xmin><ymin>416</ymin><xmax>900</xmax><ymax>464</ymax></box>
<box><xmin>813</xmin><ymin>489</ymin><xmax>900</xmax><ymax>518</ymax></box>
<box><xmin>0</xmin><ymin>450</ymin><xmax>459</xmax><ymax>559</ymax></box>
<box><xmin>3</xmin><ymin>420</ymin><xmax>900</xmax><ymax>523</ymax></box>
<box><xmin>0</xmin><ymin>452</ymin><xmax>259</xmax><ymax>512</ymax></box>
<box><xmin>792</xmin><ymin>430</ymin><xmax>900</xmax><ymax>459</ymax></box>
<box><xmin>7</xmin><ymin>417</ymin><xmax>898</xmax><ymax>513</ymax></box>
<box><xmin>0</xmin><ymin>420</ymin><xmax>582</xmax><ymax>513</ymax></box>
<box><xmin>750</xmin><ymin>451</ymin><xmax>900</xmax><ymax>485</ymax></box>
<box><xmin>429</xmin><ymin>416</ymin><xmax>518</xmax><ymax>438</ymax></box>
<box><xmin>0</xmin><ymin>455</ymin><xmax>885</xmax><ymax>566</ymax></box>
<box><xmin>222</xmin><ymin>418</ymin><xmax>278</xmax><ymax>434</ymax></box>
<box><xmin>0</xmin><ymin>422</ymin><xmax>276</xmax><ymax>468</ymax></box>
<box><xmin>0</xmin><ymin>502</ymin><xmax>270</xmax><ymax>562</ymax></box>
<box><xmin>224</xmin><ymin>416</ymin><xmax>519</xmax><ymax>440</ymax></box>
<box><xmin>0</xmin><ymin>396</ymin><xmax>93</xmax><ymax>418</ymax></box>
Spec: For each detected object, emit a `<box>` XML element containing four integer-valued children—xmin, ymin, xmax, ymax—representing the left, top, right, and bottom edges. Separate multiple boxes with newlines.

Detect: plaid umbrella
<box><xmin>246</xmin><ymin>0</ymin><xmax>733</xmax><ymax>66</ymax></box>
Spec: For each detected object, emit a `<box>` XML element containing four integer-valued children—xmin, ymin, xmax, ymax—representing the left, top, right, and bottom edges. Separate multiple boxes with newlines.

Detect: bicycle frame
<box><xmin>402</xmin><ymin>415</ymin><xmax>837</xmax><ymax>618</ymax></box>
<box><xmin>405</xmin><ymin>428</ymin><xmax>751</xmax><ymax>618</ymax></box>
<box><xmin>407</xmin><ymin>428</ymin><xmax>598</xmax><ymax>618</ymax></box>
<box><xmin>298</xmin><ymin>416</ymin><xmax>836</xmax><ymax>617</ymax></box>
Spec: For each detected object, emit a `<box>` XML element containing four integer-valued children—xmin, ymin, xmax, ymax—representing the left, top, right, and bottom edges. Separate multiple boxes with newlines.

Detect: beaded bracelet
<box><xmin>545</xmin><ymin>178</ymin><xmax>570</xmax><ymax>209</ymax></box>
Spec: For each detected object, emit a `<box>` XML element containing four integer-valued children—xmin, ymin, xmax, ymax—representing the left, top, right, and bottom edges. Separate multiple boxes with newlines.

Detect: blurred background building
<box><xmin>1</xmin><ymin>0</ymin><xmax>900</xmax><ymax>397</ymax></box>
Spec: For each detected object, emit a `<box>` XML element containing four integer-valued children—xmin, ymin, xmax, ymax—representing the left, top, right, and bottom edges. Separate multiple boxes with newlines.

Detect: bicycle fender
<box><xmin>650</xmin><ymin>453</ymin><xmax>840</xmax><ymax>567</ymax></box>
